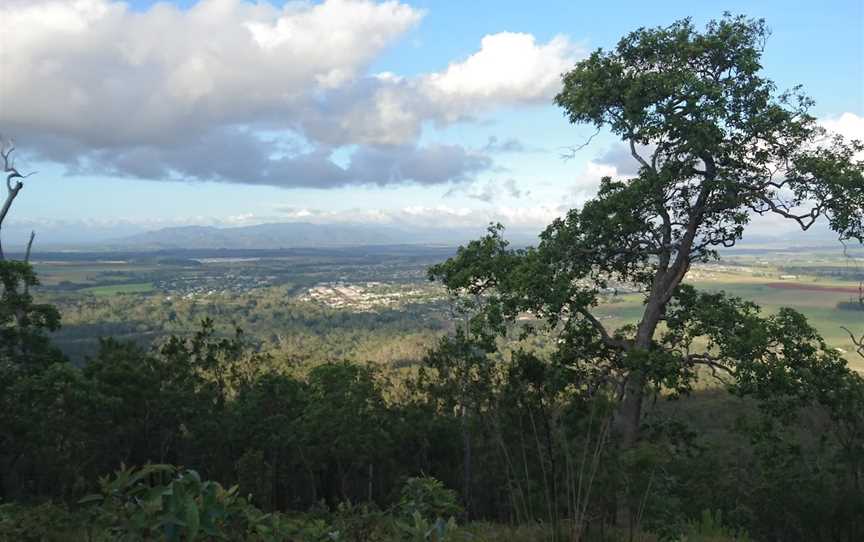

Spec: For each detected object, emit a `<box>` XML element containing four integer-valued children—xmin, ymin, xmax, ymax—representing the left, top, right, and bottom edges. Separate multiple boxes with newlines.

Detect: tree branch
<box><xmin>0</xmin><ymin>139</ymin><xmax>37</xmax><ymax>261</ymax></box>
<box><xmin>560</xmin><ymin>128</ymin><xmax>601</xmax><ymax>161</ymax></box>
<box><xmin>841</xmin><ymin>327</ymin><xmax>864</xmax><ymax>359</ymax></box>
<box><xmin>630</xmin><ymin>139</ymin><xmax>652</xmax><ymax>172</ymax></box>
<box><xmin>575</xmin><ymin>306</ymin><xmax>629</xmax><ymax>350</ymax></box>
<box><xmin>24</xmin><ymin>230</ymin><xmax>35</xmax><ymax>263</ymax></box>
<box><xmin>686</xmin><ymin>353</ymin><xmax>735</xmax><ymax>384</ymax></box>
<box><xmin>750</xmin><ymin>195</ymin><xmax>822</xmax><ymax>231</ymax></box>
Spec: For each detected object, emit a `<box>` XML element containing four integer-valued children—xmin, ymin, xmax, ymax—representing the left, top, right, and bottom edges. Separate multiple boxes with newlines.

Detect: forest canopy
<box><xmin>1</xmin><ymin>13</ymin><xmax>863</xmax><ymax>542</ymax></box>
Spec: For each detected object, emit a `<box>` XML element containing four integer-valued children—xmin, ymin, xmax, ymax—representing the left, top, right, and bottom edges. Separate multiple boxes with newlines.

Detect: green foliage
<box><xmin>236</xmin><ymin>450</ymin><xmax>273</xmax><ymax>511</ymax></box>
<box><xmin>78</xmin><ymin>464</ymin><xmax>299</xmax><ymax>541</ymax></box>
<box><xmin>429</xmin><ymin>26</ymin><xmax>864</xmax><ymax>539</ymax></box>
<box><xmin>398</xmin><ymin>476</ymin><xmax>462</xmax><ymax>522</ymax></box>
<box><xmin>396</xmin><ymin>512</ymin><xmax>462</xmax><ymax>542</ymax></box>
<box><xmin>0</xmin><ymin>502</ymin><xmax>80</xmax><ymax>542</ymax></box>
<box><xmin>2</xmin><ymin>14</ymin><xmax>864</xmax><ymax>542</ymax></box>
<box><xmin>677</xmin><ymin>510</ymin><xmax>751</xmax><ymax>541</ymax></box>
<box><xmin>0</xmin><ymin>261</ymin><xmax>62</xmax><ymax>366</ymax></box>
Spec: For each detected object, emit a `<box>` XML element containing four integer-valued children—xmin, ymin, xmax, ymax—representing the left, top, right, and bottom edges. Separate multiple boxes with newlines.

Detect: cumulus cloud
<box><xmin>1</xmin><ymin>0</ymin><xmax>423</xmax><ymax>146</ymax></box>
<box><xmin>63</xmin><ymin>127</ymin><xmax>491</xmax><ymax>188</ymax></box>
<box><xmin>423</xmin><ymin>32</ymin><xmax>579</xmax><ymax>112</ymax></box>
<box><xmin>821</xmin><ymin>112</ymin><xmax>864</xmax><ymax>141</ymax></box>
<box><xmin>821</xmin><ymin>112</ymin><xmax>864</xmax><ymax>160</ymax></box>
<box><xmin>0</xmin><ymin>1</ymin><xmax>581</xmax><ymax>188</ymax></box>
<box><xmin>568</xmin><ymin>161</ymin><xmax>617</xmax><ymax>204</ymax></box>
<box><xmin>590</xmin><ymin>143</ymin><xmax>657</xmax><ymax>177</ymax></box>
<box><xmin>295</xmin><ymin>33</ymin><xmax>582</xmax><ymax>147</ymax></box>
<box><xmin>592</xmin><ymin>113</ymin><xmax>864</xmax><ymax>178</ymax></box>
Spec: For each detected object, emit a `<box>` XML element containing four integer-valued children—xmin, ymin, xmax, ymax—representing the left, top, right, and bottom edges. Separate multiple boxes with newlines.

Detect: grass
<box><xmin>79</xmin><ymin>282</ymin><xmax>155</xmax><ymax>296</ymax></box>
<box><xmin>592</xmin><ymin>270</ymin><xmax>864</xmax><ymax>369</ymax></box>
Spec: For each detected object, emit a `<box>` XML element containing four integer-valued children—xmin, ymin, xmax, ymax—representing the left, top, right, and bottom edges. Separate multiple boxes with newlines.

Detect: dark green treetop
<box><xmin>430</xmin><ymin>15</ymin><xmax>864</xmax><ymax>418</ymax></box>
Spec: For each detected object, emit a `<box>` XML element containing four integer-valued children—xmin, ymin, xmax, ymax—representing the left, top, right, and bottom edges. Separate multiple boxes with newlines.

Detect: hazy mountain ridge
<box><xmin>111</xmin><ymin>222</ymin><xmax>495</xmax><ymax>250</ymax></box>
<box><xmin>108</xmin><ymin>221</ymin><xmax>855</xmax><ymax>252</ymax></box>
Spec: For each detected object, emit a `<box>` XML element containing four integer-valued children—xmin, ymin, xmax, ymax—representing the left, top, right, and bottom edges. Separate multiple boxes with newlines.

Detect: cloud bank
<box><xmin>1</xmin><ymin>0</ymin><xmax>582</xmax><ymax>189</ymax></box>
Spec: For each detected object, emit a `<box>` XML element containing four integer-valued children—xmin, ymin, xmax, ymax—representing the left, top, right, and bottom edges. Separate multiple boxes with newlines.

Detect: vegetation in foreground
<box><xmin>1</xmin><ymin>12</ymin><xmax>864</xmax><ymax>542</ymax></box>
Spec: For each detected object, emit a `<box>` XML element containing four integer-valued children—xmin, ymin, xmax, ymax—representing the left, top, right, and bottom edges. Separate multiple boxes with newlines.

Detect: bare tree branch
<box><xmin>0</xmin><ymin>138</ymin><xmax>37</xmax><ymax>261</ymax></box>
<box><xmin>630</xmin><ymin>139</ymin><xmax>651</xmax><ymax>172</ymax></box>
<box><xmin>841</xmin><ymin>327</ymin><xmax>864</xmax><ymax>359</ymax></box>
<box><xmin>575</xmin><ymin>306</ymin><xmax>630</xmax><ymax>350</ymax></box>
<box><xmin>24</xmin><ymin>230</ymin><xmax>35</xmax><ymax>263</ymax></box>
<box><xmin>560</xmin><ymin>128</ymin><xmax>601</xmax><ymax>161</ymax></box>
<box><xmin>686</xmin><ymin>353</ymin><xmax>735</xmax><ymax>385</ymax></box>
<box><xmin>749</xmin><ymin>194</ymin><xmax>823</xmax><ymax>231</ymax></box>
<box><xmin>21</xmin><ymin>231</ymin><xmax>37</xmax><ymax>295</ymax></box>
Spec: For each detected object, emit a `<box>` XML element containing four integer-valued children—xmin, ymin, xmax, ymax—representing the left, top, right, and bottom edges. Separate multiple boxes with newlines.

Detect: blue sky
<box><xmin>1</xmin><ymin>0</ymin><xmax>862</xmax><ymax>244</ymax></box>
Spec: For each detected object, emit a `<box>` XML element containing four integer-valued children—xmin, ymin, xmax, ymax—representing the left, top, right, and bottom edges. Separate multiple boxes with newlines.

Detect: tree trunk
<box><xmin>461</xmin><ymin>403</ymin><xmax>472</xmax><ymax>519</ymax></box>
<box><xmin>613</xmin><ymin>293</ymin><xmax>663</xmax><ymax>528</ymax></box>
<box><xmin>616</xmin><ymin>371</ymin><xmax>645</xmax><ymax>450</ymax></box>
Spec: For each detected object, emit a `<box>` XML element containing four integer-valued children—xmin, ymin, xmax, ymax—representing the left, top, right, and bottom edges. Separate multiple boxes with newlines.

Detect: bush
<box><xmin>676</xmin><ymin>510</ymin><xmax>751</xmax><ymax>542</ymax></box>
<box><xmin>0</xmin><ymin>502</ymin><xmax>81</xmax><ymax>542</ymax></box>
<box><xmin>398</xmin><ymin>476</ymin><xmax>462</xmax><ymax>522</ymax></box>
<box><xmin>78</xmin><ymin>464</ymin><xmax>302</xmax><ymax>541</ymax></box>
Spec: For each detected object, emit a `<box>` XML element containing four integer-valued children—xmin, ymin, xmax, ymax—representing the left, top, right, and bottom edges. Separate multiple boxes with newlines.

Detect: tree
<box><xmin>0</xmin><ymin>138</ymin><xmax>37</xmax><ymax>262</ymax></box>
<box><xmin>0</xmin><ymin>138</ymin><xmax>56</xmax><ymax>361</ymax></box>
<box><xmin>0</xmin><ymin>140</ymin><xmax>59</xmax><ymax>364</ymax></box>
<box><xmin>430</xmin><ymin>14</ymin><xmax>864</xmax><ymax>521</ymax></box>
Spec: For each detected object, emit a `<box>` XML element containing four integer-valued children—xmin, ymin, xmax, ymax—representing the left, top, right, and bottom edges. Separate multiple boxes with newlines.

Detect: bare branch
<box><xmin>630</xmin><ymin>139</ymin><xmax>651</xmax><ymax>172</ymax></box>
<box><xmin>575</xmin><ymin>306</ymin><xmax>630</xmax><ymax>350</ymax></box>
<box><xmin>750</xmin><ymin>195</ymin><xmax>822</xmax><ymax>231</ymax></box>
<box><xmin>0</xmin><ymin>138</ymin><xmax>37</xmax><ymax>261</ymax></box>
<box><xmin>560</xmin><ymin>128</ymin><xmax>601</xmax><ymax>161</ymax></box>
<box><xmin>841</xmin><ymin>327</ymin><xmax>864</xmax><ymax>359</ymax></box>
<box><xmin>686</xmin><ymin>353</ymin><xmax>735</xmax><ymax>385</ymax></box>
<box><xmin>22</xmin><ymin>231</ymin><xmax>37</xmax><ymax>294</ymax></box>
<box><xmin>24</xmin><ymin>231</ymin><xmax>35</xmax><ymax>263</ymax></box>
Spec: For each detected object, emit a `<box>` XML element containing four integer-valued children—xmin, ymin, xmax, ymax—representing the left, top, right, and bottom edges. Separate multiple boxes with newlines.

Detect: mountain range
<box><xmin>108</xmin><ymin>221</ymin><xmax>854</xmax><ymax>252</ymax></box>
<box><xmin>109</xmin><ymin>222</ymin><xmax>518</xmax><ymax>250</ymax></box>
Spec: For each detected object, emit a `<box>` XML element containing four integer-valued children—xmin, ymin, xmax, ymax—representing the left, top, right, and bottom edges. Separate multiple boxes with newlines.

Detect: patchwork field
<box><xmin>27</xmin><ymin>246</ymin><xmax>864</xmax><ymax>370</ymax></box>
<box><xmin>594</xmin><ymin>264</ymin><xmax>864</xmax><ymax>369</ymax></box>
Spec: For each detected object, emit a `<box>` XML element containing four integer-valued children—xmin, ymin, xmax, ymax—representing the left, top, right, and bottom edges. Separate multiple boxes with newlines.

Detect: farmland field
<box><xmin>26</xmin><ymin>245</ymin><xmax>864</xmax><ymax>369</ymax></box>
<box><xmin>79</xmin><ymin>282</ymin><xmax>155</xmax><ymax>296</ymax></box>
<box><xmin>594</xmin><ymin>266</ymin><xmax>864</xmax><ymax>368</ymax></box>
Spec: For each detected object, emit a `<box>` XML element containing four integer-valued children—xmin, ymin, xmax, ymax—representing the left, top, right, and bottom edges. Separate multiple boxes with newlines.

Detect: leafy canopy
<box><xmin>430</xmin><ymin>14</ymin><xmax>864</xmax><ymax>397</ymax></box>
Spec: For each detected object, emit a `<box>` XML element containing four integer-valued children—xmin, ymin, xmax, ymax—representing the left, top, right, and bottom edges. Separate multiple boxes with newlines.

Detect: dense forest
<box><xmin>2</xmin><ymin>14</ymin><xmax>864</xmax><ymax>542</ymax></box>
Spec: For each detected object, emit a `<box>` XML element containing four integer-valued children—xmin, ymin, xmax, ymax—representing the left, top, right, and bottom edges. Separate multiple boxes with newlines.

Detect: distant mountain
<box><xmin>105</xmin><ymin>221</ymin><xmax>857</xmax><ymax>252</ymax></box>
<box><xmin>110</xmin><ymin>222</ymin><xmax>508</xmax><ymax>250</ymax></box>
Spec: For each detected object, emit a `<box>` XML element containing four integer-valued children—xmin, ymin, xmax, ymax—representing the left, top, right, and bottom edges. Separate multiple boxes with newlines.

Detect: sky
<box><xmin>0</xmin><ymin>0</ymin><xmax>862</xmax><ymax>245</ymax></box>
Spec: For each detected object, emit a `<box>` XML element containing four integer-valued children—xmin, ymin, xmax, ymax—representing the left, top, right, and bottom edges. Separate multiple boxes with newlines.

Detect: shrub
<box><xmin>398</xmin><ymin>476</ymin><xmax>462</xmax><ymax>522</ymax></box>
<box><xmin>0</xmin><ymin>502</ymin><xmax>81</xmax><ymax>542</ymax></box>
<box><xmin>676</xmin><ymin>509</ymin><xmax>751</xmax><ymax>542</ymax></box>
<box><xmin>78</xmin><ymin>463</ymin><xmax>302</xmax><ymax>541</ymax></box>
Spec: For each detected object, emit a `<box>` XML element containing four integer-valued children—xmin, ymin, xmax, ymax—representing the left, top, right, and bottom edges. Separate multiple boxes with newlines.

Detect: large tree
<box><xmin>430</xmin><ymin>15</ymin><xmax>863</xmax><ymax>463</ymax></box>
<box><xmin>0</xmin><ymin>139</ymin><xmax>37</xmax><ymax>262</ymax></box>
<box><xmin>0</xmin><ymin>138</ymin><xmax>58</xmax><ymax>363</ymax></box>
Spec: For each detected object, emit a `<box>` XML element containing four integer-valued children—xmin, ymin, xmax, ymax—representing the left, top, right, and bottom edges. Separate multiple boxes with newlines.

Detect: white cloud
<box><xmin>821</xmin><ymin>112</ymin><xmax>864</xmax><ymax>141</ymax></box>
<box><xmin>424</xmin><ymin>32</ymin><xmax>579</xmax><ymax>111</ymax></box>
<box><xmin>270</xmin><ymin>203</ymin><xmax>562</xmax><ymax>230</ymax></box>
<box><xmin>297</xmin><ymin>32</ymin><xmax>582</xmax><ymax>147</ymax></box>
<box><xmin>1</xmin><ymin>0</ymin><xmax>423</xmax><ymax>147</ymax></box>
<box><xmin>821</xmin><ymin>113</ymin><xmax>864</xmax><ymax>160</ymax></box>
<box><xmin>1</xmin><ymin>1</ymin><xmax>582</xmax><ymax>189</ymax></box>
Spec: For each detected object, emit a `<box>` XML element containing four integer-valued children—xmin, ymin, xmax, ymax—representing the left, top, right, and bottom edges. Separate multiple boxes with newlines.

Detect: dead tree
<box><xmin>0</xmin><ymin>138</ymin><xmax>37</xmax><ymax>262</ymax></box>
<box><xmin>842</xmin><ymin>328</ymin><xmax>864</xmax><ymax>359</ymax></box>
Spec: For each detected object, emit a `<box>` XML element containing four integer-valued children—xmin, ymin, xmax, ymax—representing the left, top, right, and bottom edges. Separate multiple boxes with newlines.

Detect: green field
<box><xmin>79</xmin><ymin>282</ymin><xmax>155</xmax><ymax>296</ymax></box>
<box><xmin>29</xmin><ymin>248</ymin><xmax>864</xmax><ymax>370</ymax></box>
<box><xmin>593</xmin><ymin>269</ymin><xmax>864</xmax><ymax>369</ymax></box>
